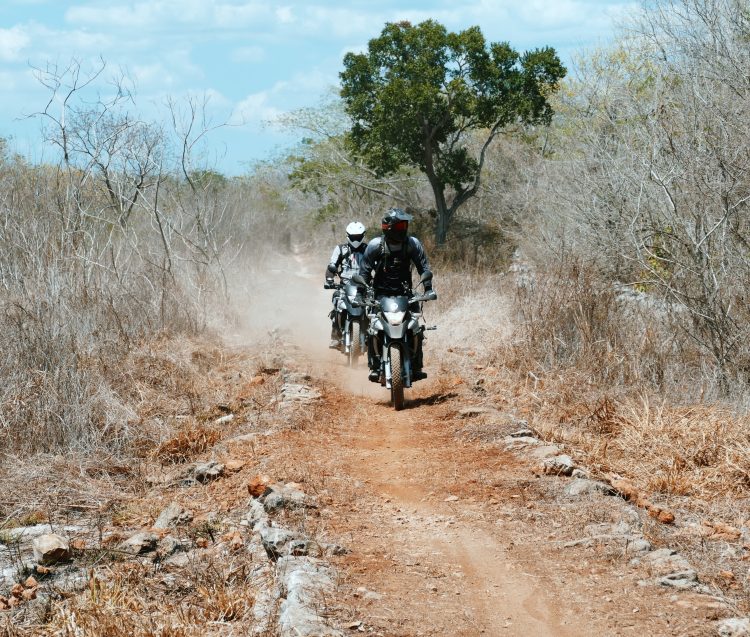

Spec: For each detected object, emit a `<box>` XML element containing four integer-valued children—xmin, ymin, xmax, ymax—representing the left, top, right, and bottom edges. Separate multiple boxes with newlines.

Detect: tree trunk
<box><xmin>429</xmin><ymin>179</ymin><xmax>450</xmax><ymax>246</ymax></box>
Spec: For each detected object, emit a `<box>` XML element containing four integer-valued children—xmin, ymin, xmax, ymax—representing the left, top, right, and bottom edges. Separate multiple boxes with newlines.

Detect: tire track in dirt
<box><xmin>246</xmin><ymin>253</ymin><xmax>718</xmax><ymax>636</ymax></box>
<box><xmin>314</xmin><ymin>363</ymin><xmax>586</xmax><ymax>636</ymax></box>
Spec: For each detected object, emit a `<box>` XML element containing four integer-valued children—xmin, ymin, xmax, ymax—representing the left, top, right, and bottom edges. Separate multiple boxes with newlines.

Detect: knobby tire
<box><xmin>390</xmin><ymin>345</ymin><xmax>404</xmax><ymax>411</ymax></box>
<box><xmin>348</xmin><ymin>322</ymin><xmax>361</xmax><ymax>368</ymax></box>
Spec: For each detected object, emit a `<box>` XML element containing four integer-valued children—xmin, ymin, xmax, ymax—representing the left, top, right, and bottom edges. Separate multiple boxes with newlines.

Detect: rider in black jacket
<box><xmin>359</xmin><ymin>208</ymin><xmax>435</xmax><ymax>382</ymax></box>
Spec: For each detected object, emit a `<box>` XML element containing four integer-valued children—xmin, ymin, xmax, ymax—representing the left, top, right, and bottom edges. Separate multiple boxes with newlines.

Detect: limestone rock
<box><xmin>644</xmin><ymin>548</ymin><xmax>692</xmax><ymax>576</ymax></box>
<box><xmin>504</xmin><ymin>436</ymin><xmax>539</xmax><ymax>450</ymax></box>
<box><xmin>259</xmin><ymin>526</ymin><xmax>301</xmax><ymax>561</ymax></box>
<box><xmin>158</xmin><ymin>536</ymin><xmax>187</xmax><ymax>556</ymax></box>
<box><xmin>154</xmin><ymin>503</ymin><xmax>193</xmax><ymax>529</ymax></box>
<box><xmin>527</xmin><ymin>444</ymin><xmax>563</xmax><ymax>460</ymax></box>
<box><xmin>541</xmin><ymin>454</ymin><xmax>575</xmax><ymax>476</ymax></box>
<box><xmin>276</xmin><ymin>556</ymin><xmax>344</xmax><ymax>637</ymax></box>
<box><xmin>718</xmin><ymin>618</ymin><xmax>750</xmax><ymax>637</ymax></box>
<box><xmin>32</xmin><ymin>534</ymin><xmax>70</xmax><ymax>565</ymax></box>
<box><xmin>118</xmin><ymin>532</ymin><xmax>158</xmax><ymax>555</ymax></box>
<box><xmin>193</xmin><ymin>461</ymin><xmax>224</xmax><ymax>483</ymax></box>
<box><xmin>657</xmin><ymin>570</ymin><xmax>700</xmax><ymax>589</ymax></box>
<box><xmin>564</xmin><ymin>478</ymin><xmax>617</xmax><ymax>497</ymax></box>
<box><xmin>263</xmin><ymin>483</ymin><xmax>315</xmax><ymax>512</ymax></box>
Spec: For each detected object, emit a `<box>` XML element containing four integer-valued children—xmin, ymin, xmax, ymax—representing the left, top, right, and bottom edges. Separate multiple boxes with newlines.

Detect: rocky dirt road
<box><xmin>241</xmin><ymin>256</ymin><xmax>730</xmax><ymax>636</ymax></box>
<box><xmin>268</xmin><ymin>353</ymin><xmax>728</xmax><ymax>637</ymax></box>
<box><xmin>1</xmin><ymin>253</ymin><xmax>737</xmax><ymax>635</ymax></box>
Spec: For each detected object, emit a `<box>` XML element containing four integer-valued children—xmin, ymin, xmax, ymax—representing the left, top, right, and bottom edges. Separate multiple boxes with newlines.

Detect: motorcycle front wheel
<box><xmin>389</xmin><ymin>344</ymin><xmax>404</xmax><ymax>411</ymax></box>
<box><xmin>348</xmin><ymin>322</ymin><xmax>361</xmax><ymax>368</ymax></box>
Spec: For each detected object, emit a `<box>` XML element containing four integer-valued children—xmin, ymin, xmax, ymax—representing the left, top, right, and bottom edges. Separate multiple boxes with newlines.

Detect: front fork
<box><xmin>342</xmin><ymin>316</ymin><xmax>351</xmax><ymax>353</ymax></box>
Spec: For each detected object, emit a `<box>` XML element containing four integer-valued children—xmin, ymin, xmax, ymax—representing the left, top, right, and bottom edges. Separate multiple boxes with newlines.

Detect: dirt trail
<box><xmin>331</xmin><ymin>382</ymin><xmax>576</xmax><ymax>636</ymax></box>
<box><xmin>239</xmin><ymin>254</ymin><xmax>578</xmax><ymax>633</ymax></box>
<box><xmin>238</xmin><ymin>251</ymin><xmax>717</xmax><ymax>636</ymax></box>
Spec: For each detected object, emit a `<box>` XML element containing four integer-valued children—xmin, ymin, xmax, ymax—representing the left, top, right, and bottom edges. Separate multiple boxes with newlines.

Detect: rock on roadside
<box><xmin>153</xmin><ymin>503</ymin><xmax>193</xmax><ymax>529</ymax></box>
<box><xmin>717</xmin><ymin>618</ymin><xmax>750</xmax><ymax>637</ymax></box>
<box><xmin>118</xmin><ymin>532</ymin><xmax>158</xmax><ymax>555</ymax></box>
<box><xmin>276</xmin><ymin>556</ymin><xmax>344</xmax><ymax>637</ymax></box>
<box><xmin>32</xmin><ymin>534</ymin><xmax>70</xmax><ymax>565</ymax></box>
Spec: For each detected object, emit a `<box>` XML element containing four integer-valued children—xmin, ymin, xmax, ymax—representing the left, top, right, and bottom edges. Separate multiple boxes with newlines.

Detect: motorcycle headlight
<box><xmin>383</xmin><ymin>310</ymin><xmax>406</xmax><ymax>326</ymax></box>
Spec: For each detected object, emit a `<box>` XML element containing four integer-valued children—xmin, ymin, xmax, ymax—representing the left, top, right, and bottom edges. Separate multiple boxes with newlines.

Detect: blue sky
<box><xmin>0</xmin><ymin>0</ymin><xmax>636</xmax><ymax>175</ymax></box>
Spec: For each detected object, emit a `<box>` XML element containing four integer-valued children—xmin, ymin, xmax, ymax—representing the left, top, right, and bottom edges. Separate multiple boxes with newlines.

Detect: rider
<box><xmin>359</xmin><ymin>207</ymin><xmax>436</xmax><ymax>382</ymax></box>
<box><xmin>325</xmin><ymin>221</ymin><xmax>368</xmax><ymax>349</ymax></box>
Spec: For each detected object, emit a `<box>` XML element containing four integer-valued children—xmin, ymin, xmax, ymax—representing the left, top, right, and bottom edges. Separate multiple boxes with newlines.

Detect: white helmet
<box><xmin>346</xmin><ymin>221</ymin><xmax>366</xmax><ymax>249</ymax></box>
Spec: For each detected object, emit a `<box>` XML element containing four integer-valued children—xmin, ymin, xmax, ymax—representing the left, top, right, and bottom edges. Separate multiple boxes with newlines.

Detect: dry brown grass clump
<box><xmin>154</xmin><ymin>424</ymin><xmax>222</xmax><ymax>464</ymax></box>
<box><xmin>531</xmin><ymin>388</ymin><xmax>750</xmax><ymax>503</ymax></box>
<box><xmin>431</xmin><ymin>260</ymin><xmax>750</xmax><ymax>513</ymax></box>
<box><xmin>45</xmin><ymin>558</ymin><xmax>256</xmax><ymax>637</ymax></box>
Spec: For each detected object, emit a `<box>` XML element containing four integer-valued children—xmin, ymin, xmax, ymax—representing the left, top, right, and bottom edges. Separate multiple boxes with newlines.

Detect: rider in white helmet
<box><xmin>324</xmin><ymin>221</ymin><xmax>368</xmax><ymax>349</ymax></box>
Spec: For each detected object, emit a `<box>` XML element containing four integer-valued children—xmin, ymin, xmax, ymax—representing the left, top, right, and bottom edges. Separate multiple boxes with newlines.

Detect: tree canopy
<box><xmin>340</xmin><ymin>19</ymin><xmax>565</xmax><ymax>244</ymax></box>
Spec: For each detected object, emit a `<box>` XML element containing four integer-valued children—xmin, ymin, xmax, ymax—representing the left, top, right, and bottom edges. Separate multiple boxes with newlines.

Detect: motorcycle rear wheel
<box><xmin>389</xmin><ymin>345</ymin><xmax>404</xmax><ymax>411</ymax></box>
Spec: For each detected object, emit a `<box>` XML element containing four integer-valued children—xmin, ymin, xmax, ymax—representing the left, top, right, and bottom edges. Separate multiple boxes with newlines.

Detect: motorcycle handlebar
<box><xmin>354</xmin><ymin>295</ymin><xmax>436</xmax><ymax>308</ymax></box>
<box><xmin>409</xmin><ymin>291</ymin><xmax>437</xmax><ymax>303</ymax></box>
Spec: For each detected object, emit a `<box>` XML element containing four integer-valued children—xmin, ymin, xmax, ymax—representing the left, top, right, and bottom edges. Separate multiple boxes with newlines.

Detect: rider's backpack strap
<box><xmin>335</xmin><ymin>243</ymin><xmax>351</xmax><ymax>269</ymax></box>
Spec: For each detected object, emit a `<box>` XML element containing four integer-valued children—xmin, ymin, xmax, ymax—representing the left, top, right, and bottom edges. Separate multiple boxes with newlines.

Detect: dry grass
<box><xmin>44</xmin><ymin>556</ymin><xmax>257</xmax><ymax>637</ymax></box>
<box><xmin>431</xmin><ymin>258</ymin><xmax>750</xmax><ymax>503</ymax></box>
<box><xmin>154</xmin><ymin>424</ymin><xmax>223</xmax><ymax>464</ymax></box>
<box><xmin>0</xmin><ymin>333</ymin><xmax>274</xmax><ymax>636</ymax></box>
<box><xmin>432</xmin><ymin>260</ymin><xmax>750</xmax><ymax>537</ymax></box>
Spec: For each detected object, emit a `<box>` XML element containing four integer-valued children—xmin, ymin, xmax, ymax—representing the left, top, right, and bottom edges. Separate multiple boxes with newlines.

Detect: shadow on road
<box><xmin>406</xmin><ymin>391</ymin><xmax>459</xmax><ymax>409</ymax></box>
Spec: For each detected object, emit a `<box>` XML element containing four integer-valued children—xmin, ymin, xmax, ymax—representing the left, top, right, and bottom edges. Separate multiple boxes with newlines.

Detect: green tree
<box><xmin>340</xmin><ymin>20</ymin><xmax>565</xmax><ymax>245</ymax></box>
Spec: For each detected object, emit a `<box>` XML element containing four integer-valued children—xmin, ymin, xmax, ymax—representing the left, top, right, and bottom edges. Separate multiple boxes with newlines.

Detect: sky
<box><xmin>0</xmin><ymin>0</ymin><xmax>637</xmax><ymax>175</ymax></box>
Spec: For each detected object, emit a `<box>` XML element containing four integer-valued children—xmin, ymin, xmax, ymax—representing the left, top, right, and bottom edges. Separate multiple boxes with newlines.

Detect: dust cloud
<box><xmin>225</xmin><ymin>247</ymin><xmax>381</xmax><ymax>399</ymax></box>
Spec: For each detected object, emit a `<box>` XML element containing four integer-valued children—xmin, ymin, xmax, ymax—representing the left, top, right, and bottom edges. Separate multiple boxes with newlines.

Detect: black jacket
<box><xmin>360</xmin><ymin>236</ymin><xmax>431</xmax><ymax>296</ymax></box>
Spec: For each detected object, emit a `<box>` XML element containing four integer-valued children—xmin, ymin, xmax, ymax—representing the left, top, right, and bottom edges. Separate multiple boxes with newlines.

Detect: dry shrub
<box><xmin>510</xmin><ymin>256</ymin><xmax>702</xmax><ymax>397</ymax></box>
<box><xmin>48</xmin><ymin>559</ymin><xmax>255</xmax><ymax>637</ymax></box>
<box><xmin>530</xmin><ymin>387</ymin><xmax>750</xmax><ymax>503</ymax></box>
<box><xmin>154</xmin><ymin>423</ymin><xmax>222</xmax><ymax>464</ymax></box>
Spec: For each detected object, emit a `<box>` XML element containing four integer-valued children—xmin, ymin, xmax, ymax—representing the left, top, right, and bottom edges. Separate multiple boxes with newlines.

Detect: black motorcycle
<box><xmin>324</xmin><ymin>279</ymin><xmax>368</xmax><ymax>367</ymax></box>
<box><xmin>352</xmin><ymin>272</ymin><xmax>437</xmax><ymax>410</ymax></box>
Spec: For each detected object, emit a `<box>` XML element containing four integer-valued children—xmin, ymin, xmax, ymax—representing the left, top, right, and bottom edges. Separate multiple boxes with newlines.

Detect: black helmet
<box><xmin>381</xmin><ymin>207</ymin><xmax>412</xmax><ymax>242</ymax></box>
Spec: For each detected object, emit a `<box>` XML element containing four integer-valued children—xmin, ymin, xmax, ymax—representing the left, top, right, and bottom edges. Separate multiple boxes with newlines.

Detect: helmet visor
<box><xmin>347</xmin><ymin>233</ymin><xmax>365</xmax><ymax>243</ymax></box>
<box><xmin>383</xmin><ymin>220</ymin><xmax>408</xmax><ymax>233</ymax></box>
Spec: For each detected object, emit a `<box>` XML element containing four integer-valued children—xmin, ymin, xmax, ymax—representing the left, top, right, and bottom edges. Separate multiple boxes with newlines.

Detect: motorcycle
<box><xmin>352</xmin><ymin>272</ymin><xmax>437</xmax><ymax>411</ymax></box>
<box><xmin>324</xmin><ymin>279</ymin><xmax>369</xmax><ymax>367</ymax></box>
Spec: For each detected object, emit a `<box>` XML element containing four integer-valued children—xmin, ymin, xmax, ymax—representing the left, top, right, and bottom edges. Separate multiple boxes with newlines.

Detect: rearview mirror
<box><xmin>420</xmin><ymin>271</ymin><xmax>433</xmax><ymax>283</ymax></box>
<box><xmin>352</xmin><ymin>274</ymin><xmax>367</xmax><ymax>286</ymax></box>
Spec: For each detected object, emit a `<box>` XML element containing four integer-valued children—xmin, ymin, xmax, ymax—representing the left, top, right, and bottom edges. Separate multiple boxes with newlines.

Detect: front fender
<box><xmin>383</xmin><ymin>321</ymin><xmax>406</xmax><ymax>339</ymax></box>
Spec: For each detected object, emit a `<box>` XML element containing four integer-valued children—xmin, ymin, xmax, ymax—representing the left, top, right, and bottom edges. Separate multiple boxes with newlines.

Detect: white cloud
<box><xmin>232</xmin><ymin>67</ymin><xmax>336</xmax><ymax>127</ymax></box>
<box><xmin>231</xmin><ymin>45</ymin><xmax>266</xmax><ymax>63</ymax></box>
<box><xmin>0</xmin><ymin>26</ymin><xmax>31</xmax><ymax>61</ymax></box>
<box><xmin>0</xmin><ymin>71</ymin><xmax>18</xmax><ymax>91</ymax></box>
<box><xmin>214</xmin><ymin>3</ymin><xmax>269</xmax><ymax>27</ymax></box>
<box><xmin>66</xmin><ymin>3</ymin><xmax>157</xmax><ymax>29</ymax></box>
<box><xmin>65</xmin><ymin>1</ymin><xmax>282</xmax><ymax>31</ymax></box>
<box><xmin>232</xmin><ymin>90</ymin><xmax>281</xmax><ymax>125</ymax></box>
<box><xmin>275</xmin><ymin>6</ymin><xmax>294</xmax><ymax>24</ymax></box>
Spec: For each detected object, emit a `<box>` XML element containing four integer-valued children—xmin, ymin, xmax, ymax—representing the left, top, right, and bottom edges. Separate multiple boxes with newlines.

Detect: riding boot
<box><xmin>329</xmin><ymin>323</ymin><xmax>342</xmax><ymax>349</ymax></box>
<box><xmin>413</xmin><ymin>333</ymin><xmax>427</xmax><ymax>380</ymax></box>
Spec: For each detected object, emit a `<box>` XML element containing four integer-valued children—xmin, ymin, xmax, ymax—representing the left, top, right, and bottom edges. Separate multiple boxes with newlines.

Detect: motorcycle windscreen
<box><xmin>379</xmin><ymin>295</ymin><xmax>410</xmax><ymax>339</ymax></box>
<box><xmin>379</xmin><ymin>296</ymin><xmax>409</xmax><ymax>313</ymax></box>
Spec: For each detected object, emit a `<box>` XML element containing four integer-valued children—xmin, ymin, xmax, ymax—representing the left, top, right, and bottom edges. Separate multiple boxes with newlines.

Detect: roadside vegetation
<box><xmin>2</xmin><ymin>0</ymin><xmax>750</xmax><ymax>632</ymax></box>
